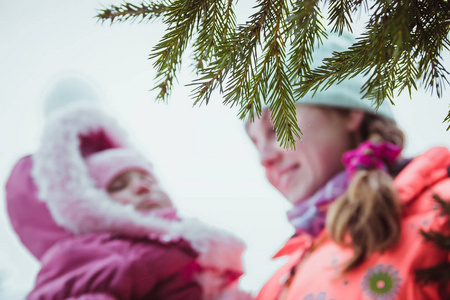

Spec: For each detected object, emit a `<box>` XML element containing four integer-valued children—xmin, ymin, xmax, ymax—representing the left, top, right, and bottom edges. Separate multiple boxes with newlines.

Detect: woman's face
<box><xmin>246</xmin><ymin>105</ymin><xmax>362</xmax><ymax>204</ymax></box>
<box><xmin>106</xmin><ymin>169</ymin><xmax>173</xmax><ymax>211</ymax></box>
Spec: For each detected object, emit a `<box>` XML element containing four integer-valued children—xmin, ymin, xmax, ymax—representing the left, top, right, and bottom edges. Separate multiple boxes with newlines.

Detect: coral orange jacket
<box><xmin>256</xmin><ymin>147</ymin><xmax>450</xmax><ymax>300</ymax></box>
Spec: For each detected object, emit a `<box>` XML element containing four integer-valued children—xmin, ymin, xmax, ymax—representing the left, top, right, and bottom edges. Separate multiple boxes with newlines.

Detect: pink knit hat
<box><xmin>86</xmin><ymin>148</ymin><xmax>154</xmax><ymax>189</ymax></box>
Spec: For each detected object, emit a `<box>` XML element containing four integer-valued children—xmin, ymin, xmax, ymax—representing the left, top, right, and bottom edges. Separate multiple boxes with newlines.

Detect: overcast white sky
<box><xmin>1</xmin><ymin>0</ymin><xmax>449</xmax><ymax>298</ymax></box>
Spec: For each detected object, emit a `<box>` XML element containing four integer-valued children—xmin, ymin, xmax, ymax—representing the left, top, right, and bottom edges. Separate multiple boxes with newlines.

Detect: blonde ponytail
<box><xmin>326</xmin><ymin>113</ymin><xmax>405</xmax><ymax>272</ymax></box>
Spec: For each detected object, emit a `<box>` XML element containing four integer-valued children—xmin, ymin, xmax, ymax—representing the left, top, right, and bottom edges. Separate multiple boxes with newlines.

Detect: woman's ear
<box><xmin>346</xmin><ymin>109</ymin><xmax>365</xmax><ymax>132</ymax></box>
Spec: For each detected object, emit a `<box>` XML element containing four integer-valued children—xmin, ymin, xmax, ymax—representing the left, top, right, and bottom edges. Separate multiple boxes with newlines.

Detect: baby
<box><xmin>86</xmin><ymin>148</ymin><xmax>175</xmax><ymax>216</ymax></box>
<box><xmin>6</xmin><ymin>104</ymin><xmax>250</xmax><ymax>300</ymax></box>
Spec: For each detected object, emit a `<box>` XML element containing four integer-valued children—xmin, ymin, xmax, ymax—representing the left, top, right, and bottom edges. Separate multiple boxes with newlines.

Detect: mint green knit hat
<box><xmin>295</xmin><ymin>32</ymin><xmax>394</xmax><ymax>119</ymax></box>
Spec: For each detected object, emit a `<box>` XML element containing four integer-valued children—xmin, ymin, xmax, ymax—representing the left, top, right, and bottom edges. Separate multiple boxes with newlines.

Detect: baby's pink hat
<box><xmin>86</xmin><ymin>148</ymin><xmax>154</xmax><ymax>189</ymax></box>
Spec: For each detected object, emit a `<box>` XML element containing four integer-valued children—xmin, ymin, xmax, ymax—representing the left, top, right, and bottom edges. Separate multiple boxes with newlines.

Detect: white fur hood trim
<box><xmin>32</xmin><ymin>104</ymin><xmax>246</xmax><ymax>280</ymax></box>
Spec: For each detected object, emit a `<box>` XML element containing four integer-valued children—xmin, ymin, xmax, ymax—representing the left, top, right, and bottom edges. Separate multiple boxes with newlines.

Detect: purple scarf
<box><xmin>286</xmin><ymin>141</ymin><xmax>402</xmax><ymax>237</ymax></box>
<box><xmin>286</xmin><ymin>171</ymin><xmax>349</xmax><ymax>237</ymax></box>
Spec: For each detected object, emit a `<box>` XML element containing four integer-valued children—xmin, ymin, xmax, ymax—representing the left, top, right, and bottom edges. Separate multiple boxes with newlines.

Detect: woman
<box><xmin>245</xmin><ymin>40</ymin><xmax>450</xmax><ymax>299</ymax></box>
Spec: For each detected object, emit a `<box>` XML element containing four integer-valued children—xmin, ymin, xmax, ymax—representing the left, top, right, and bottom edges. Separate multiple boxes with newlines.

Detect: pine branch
<box><xmin>415</xmin><ymin>262</ymin><xmax>450</xmax><ymax>284</ymax></box>
<box><xmin>192</xmin><ymin>0</ymin><xmax>273</xmax><ymax>122</ymax></box>
<box><xmin>287</xmin><ymin>0</ymin><xmax>326</xmax><ymax>79</ymax></box>
<box><xmin>249</xmin><ymin>0</ymin><xmax>301</xmax><ymax>148</ymax></box>
<box><xmin>395</xmin><ymin>50</ymin><xmax>419</xmax><ymax>98</ymax></box>
<box><xmin>444</xmin><ymin>105</ymin><xmax>450</xmax><ymax>131</ymax></box>
<box><xmin>419</xmin><ymin>230</ymin><xmax>450</xmax><ymax>251</ymax></box>
<box><xmin>327</xmin><ymin>0</ymin><xmax>361</xmax><ymax>35</ymax></box>
<box><xmin>295</xmin><ymin>35</ymin><xmax>369</xmax><ymax>100</ymax></box>
<box><xmin>415</xmin><ymin>193</ymin><xmax>450</xmax><ymax>285</ymax></box>
<box><xmin>186</xmin><ymin>0</ymin><xmax>239</xmax><ymax>105</ymax></box>
<box><xmin>413</xmin><ymin>0</ymin><xmax>450</xmax><ymax>98</ymax></box>
<box><xmin>97</xmin><ymin>0</ymin><xmax>450</xmax><ymax>148</ymax></box>
<box><xmin>297</xmin><ymin>0</ymin><xmax>450</xmax><ymax>111</ymax></box>
<box><xmin>221</xmin><ymin>0</ymin><xmax>271</xmax><ymax>114</ymax></box>
<box><xmin>432</xmin><ymin>194</ymin><xmax>450</xmax><ymax>215</ymax></box>
<box><xmin>192</xmin><ymin>0</ymin><xmax>236</xmax><ymax>76</ymax></box>
<box><xmin>97</xmin><ymin>1</ymin><xmax>168</xmax><ymax>23</ymax></box>
<box><xmin>221</xmin><ymin>28</ymin><xmax>259</xmax><ymax>111</ymax></box>
<box><xmin>189</xmin><ymin>19</ymin><xmax>260</xmax><ymax>111</ymax></box>
<box><xmin>150</xmin><ymin>0</ymin><xmax>207</xmax><ymax>101</ymax></box>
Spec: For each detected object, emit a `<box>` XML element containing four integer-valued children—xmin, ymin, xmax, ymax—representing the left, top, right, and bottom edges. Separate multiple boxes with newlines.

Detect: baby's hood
<box><xmin>5</xmin><ymin>155</ymin><xmax>72</xmax><ymax>261</ymax></box>
<box><xmin>33</xmin><ymin>103</ymin><xmax>173</xmax><ymax>237</ymax></box>
<box><xmin>32</xmin><ymin>103</ymin><xmax>246</xmax><ymax>274</ymax></box>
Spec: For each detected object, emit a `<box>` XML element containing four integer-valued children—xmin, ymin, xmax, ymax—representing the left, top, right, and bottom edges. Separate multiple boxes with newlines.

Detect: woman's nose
<box><xmin>260</xmin><ymin>142</ymin><xmax>282</xmax><ymax>168</ymax></box>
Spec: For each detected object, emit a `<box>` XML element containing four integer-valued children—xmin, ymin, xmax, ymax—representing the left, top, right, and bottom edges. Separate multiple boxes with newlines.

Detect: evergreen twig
<box><xmin>97</xmin><ymin>1</ymin><xmax>168</xmax><ymax>23</ymax></box>
<box><xmin>415</xmin><ymin>194</ymin><xmax>450</xmax><ymax>285</ymax></box>
<box><xmin>96</xmin><ymin>0</ymin><xmax>450</xmax><ymax>149</ymax></box>
<box><xmin>150</xmin><ymin>0</ymin><xmax>207</xmax><ymax>100</ymax></box>
<box><xmin>415</xmin><ymin>262</ymin><xmax>450</xmax><ymax>284</ymax></box>
<box><xmin>444</xmin><ymin>106</ymin><xmax>450</xmax><ymax>131</ymax></box>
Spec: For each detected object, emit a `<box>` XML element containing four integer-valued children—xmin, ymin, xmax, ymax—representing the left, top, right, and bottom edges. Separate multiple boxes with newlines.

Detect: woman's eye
<box><xmin>267</xmin><ymin>126</ymin><xmax>276</xmax><ymax>139</ymax></box>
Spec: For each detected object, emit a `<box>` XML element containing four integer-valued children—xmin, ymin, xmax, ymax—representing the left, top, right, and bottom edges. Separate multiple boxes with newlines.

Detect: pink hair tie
<box><xmin>343</xmin><ymin>141</ymin><xmax>402</xmax><ymax>177</ymax></box>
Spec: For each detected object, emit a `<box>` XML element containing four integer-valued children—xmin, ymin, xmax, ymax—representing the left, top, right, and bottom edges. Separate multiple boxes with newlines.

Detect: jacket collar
<box><xmin>395</xmin><ymin>147</ymin><xmax>450</xmax><ymax>206</ymax></box>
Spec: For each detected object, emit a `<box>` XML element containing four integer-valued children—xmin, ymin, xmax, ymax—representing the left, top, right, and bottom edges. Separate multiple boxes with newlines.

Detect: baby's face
<box><xmin>106</xmin><ymin>169</ymin><xmax>173</xmax><ymax>211</ymax></box>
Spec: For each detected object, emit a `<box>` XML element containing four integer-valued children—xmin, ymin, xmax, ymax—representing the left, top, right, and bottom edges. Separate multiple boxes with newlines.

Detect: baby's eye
<box><xmin>140</xmin><ymin>173</ymin><xmax>156</xmax><ymax>184</ymax></box>
<box><xmin>107</xmin><ymin>175</ymin><xmax>129</xmax><ymax>192</ymax></box>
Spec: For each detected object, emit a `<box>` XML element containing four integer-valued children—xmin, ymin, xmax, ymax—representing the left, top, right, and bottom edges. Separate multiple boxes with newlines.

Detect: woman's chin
<box><xmin>286</xmin><ymin>190</ymin><xmax>309</xmax><ymax>205</ymax></box>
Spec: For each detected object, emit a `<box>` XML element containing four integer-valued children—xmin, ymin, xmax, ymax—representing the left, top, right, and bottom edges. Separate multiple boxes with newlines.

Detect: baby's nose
<box><xmin>134</xmin><ymin>180</ymin><xmax>151</xmax><ymax>194</ymax></box>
